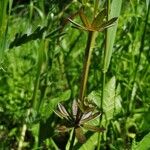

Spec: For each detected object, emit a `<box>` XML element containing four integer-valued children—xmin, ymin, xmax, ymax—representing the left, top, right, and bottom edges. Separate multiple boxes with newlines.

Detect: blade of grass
<box><xmin>0</xmin><ymin>0</ymin><xmax>8</xmax><ymax>61</ymax></box>
<box><xmin>97</xmin><ymin>0</ymin><xmax>122</xmax><ymax>149</ymax></box>
<box><xmin>103</xmin><ymin>0</ymin><xmax>122</xmax><ymax>73</ymax></box>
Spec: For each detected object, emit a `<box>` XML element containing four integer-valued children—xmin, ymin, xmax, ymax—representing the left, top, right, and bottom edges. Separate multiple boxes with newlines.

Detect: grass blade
<box><xmin>103</xmin><ymin>0</ymin><xmax>122</xmax><ymax>73</ymax></box>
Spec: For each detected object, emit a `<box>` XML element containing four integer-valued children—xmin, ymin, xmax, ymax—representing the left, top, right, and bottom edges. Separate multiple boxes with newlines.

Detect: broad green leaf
<box><xmin>103</xmin><ymin>77</ymin><xmax>122</xmax><ymax>120</ymax></box>
<box><xmin>134</xmin><ymin>132</ymin><xmax>150</xmax><ymax>150</ymax></box>
<box><xmin>88</xmin><ymin>77</ymin><xmax>122</xmax><ymax>121</ymax></box>
<box><xmin>103</xmin><ymin>0</ymin><xmax>122</xmax><ymax>73</ymax></box>
<box><xmin>41</xmin><ymin>90</ymin><xmax>71</xmax><ymax>119</ymax></box>
<box><xmin>76</xmin><ymin>132</ymin><xmax>99</xmax><ymax>150</ymax></box>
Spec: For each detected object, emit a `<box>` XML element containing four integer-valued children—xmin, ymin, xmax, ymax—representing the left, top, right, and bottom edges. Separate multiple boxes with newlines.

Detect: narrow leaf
<box><xmin>79</xmin><ymin>8</ymin><xmax>91</xmax><ymax>28</ymax></box>
<box><xmin>54</xmin><ymin>110</ymin><xmax>69</xmax><ymax>119</ymax></box>
<box><xmin>146</xmin><ymin>0</ymin><xmax>150</xmax><ymax>10</ymax></box>
<box><xmin>83</xmin><ymin>124</ymin><xmax>105</xmax><ymax>132</ymax></box>
<box><xmin>68</xmin><ymin>18</ymin><xmax>88</xmax><ymax>31</ymax></box>
<box><xmin>81</xmin><ymin>111</ymin><xmax>92</xmax><ymax>121</ymax></box>
<box><xmin>72</xmin><ymin>100</ymin><xmax>78</xmax><ymax>119</ymax></box>
<box><xmin>103</xmin><ymin>0</ymin><xmax>122</xmax><ymax>72</ymax></box>
<box><xmin>58</xmin><ymin>103</ymin><xmax>70</xmax><ymax>117</ymax></box>
<box><xmin>80</xmin><ymin>112</ymin><xmax>100</xmax><ymax>124</ymax></box>
<box><xmin>98</xmin><ymin>17</ymin><xmax>118</xmax><ymax>31</ymax></box>
<box><xmin>91</xmin><ymin>9</ymin><xmax>107</xmax><ymax>28</ymax></box>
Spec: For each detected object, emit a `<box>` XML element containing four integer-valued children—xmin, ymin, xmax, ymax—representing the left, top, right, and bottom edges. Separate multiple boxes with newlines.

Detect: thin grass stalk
<box><xmin>79</xmin><ymin>31</ymin><xmax>97</xmax><ymax>102</ymax></box>
<box><xmin>32</xmin><ymin>40</ymin><xmax>46</xmax><ymax>110</ymax></box>
<box><xmin>18</xmin><ymin>124</ymin><xmax>27</xmax><ymax>150</ymax></box>
<box><xmin>97</xmin><ymin>1</ymin><xmax>110</xmax><ymax>149</ymax></box>
<box><xmin>69</xmin><ymin>129</ymin><xmax>76</xmax><ymax>150</ymax></box>
<box><xmin>0</xmin><ymin>0</ymin><xmax>8</xmax><ymax>62</ymax></box>
<box><xmin>17</xmin><ymin>109</ymin><xmax>30</xmax><ymax>150</ymax></box>
<box><xmin>129</xmin><ymin>1</ymin><xmax>150</xmax><ymax>112</ymax></box>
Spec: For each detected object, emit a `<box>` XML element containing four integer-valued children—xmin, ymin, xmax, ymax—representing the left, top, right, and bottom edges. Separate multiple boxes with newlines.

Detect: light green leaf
<box><xmin>75</xmin><ymin>132</ymin><xmax>98</xmax><ymax>150</ymax></box>
<box><xmin>134</xmin><ymin>132</ymin><xmax>150</xmax><ymax>150</ymax></box>
<box><xmin>41</xmin><ymin>90</ymin><xmax>71</xmax><ymax>119</ymax></box>
<box><xmin>103</xmin><ymin>76</ymin><xmax>119</xmax><ymax>120</ymax></box>
<box><xmin>146</xmin><ymin>0</ymin><xmax>150</xmax><ymax>10</ymax></box>
<box><xmin>88</xmin><ymin>77</ymin><xmax>122</xmax><ymax>121</ymax></box>
<box><xmin>103</xmin><ymin>0</ymin><xmax>122</xmax><ymax>73</ymax></box>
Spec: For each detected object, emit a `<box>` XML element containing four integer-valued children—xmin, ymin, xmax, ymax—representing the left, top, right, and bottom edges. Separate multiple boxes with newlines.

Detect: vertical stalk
<box><xmin>69</xmin><ymin>129</ymin><xmax>76</xmax><ymax>150</ymax></box>
<box><xmin>79</xmin><ymin>31</ymin><xmax>97</xmax><ymax>102</ymax></box>
<box><xmin>18</xmin><ymin>124</ymin><xmax>27</xmax><ymax>150</ymax></box>
<box><xmin>32</xmin><ymin>40</ymin><xmax>46</xmax><ymax>110</ymax></box>
<box><xmin>97</xmin><ymin>1</ymin><xmax>110</xmax><ymax>149</ymax></box>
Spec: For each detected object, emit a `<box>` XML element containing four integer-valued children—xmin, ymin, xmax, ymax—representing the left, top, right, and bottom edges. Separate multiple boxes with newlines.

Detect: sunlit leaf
<box><xmin>103</xmin><ymin>0</ymin><xmax>122</xmax><ymax>72</ymax></box>
<box><xmin>134</xmin><ymin>132</ymin><xmax>150</xmax><ymax>150</ymax></box>
<box><xmin>146</xmin><ymin>0</ymin><xmax>150</xmax><ymax>10</ymax></box>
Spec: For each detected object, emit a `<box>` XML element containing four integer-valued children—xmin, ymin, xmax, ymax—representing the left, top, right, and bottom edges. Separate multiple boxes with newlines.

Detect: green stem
<box><xmin>69</xmin><ymin>129</ymin><xmax>76</xmax><ymax>150</ymax></box>
<box><xmin>32</xmin><ymin>40</ymin><xmax>47</xmax><ymax>110</ymax></box>
<box><xmin>97</xmin><ymin>1</ymin><xmax>110</xmax><ymax>149</ymax></box>
<box><xmin>79</xmin><ymin>31</ymin><xmax>97</xmax><ymax>102</ymax></box>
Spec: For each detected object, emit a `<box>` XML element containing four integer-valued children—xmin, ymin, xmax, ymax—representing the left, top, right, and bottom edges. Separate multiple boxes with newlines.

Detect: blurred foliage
<box><xmin>0</xmin><ymin>0</ymin><xmax>150</xmax><ymax>149</ymax></box>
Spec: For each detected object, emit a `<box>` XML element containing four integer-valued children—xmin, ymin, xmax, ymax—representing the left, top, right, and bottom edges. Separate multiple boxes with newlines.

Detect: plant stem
<box><xmin>69</xmin><ymin>129</ymin><xmax>76</xmax><ymax>150</ymax></box>
<box><xmin>17</xmin><ymin>109</ymin><xmax>30</xmax><ymax>150</ymax></box>
<box><xmin>97</xmin><ymin>1</ymin><xmax>110</xmax><ymax>149</ymax></box>
<box><xmin>32</xmin><ymin>40</ymin><xmax>47</xmax><ymax>110</ymax></box>
<box><xmin>17</xmin><ymin>124</ymin><xmax>27</xmax><ymax>150</ymax></box>
<box><xmin>79</xmin><ymin>31</ymin><xmax>97</xmax><ymax>102</ymax></box>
